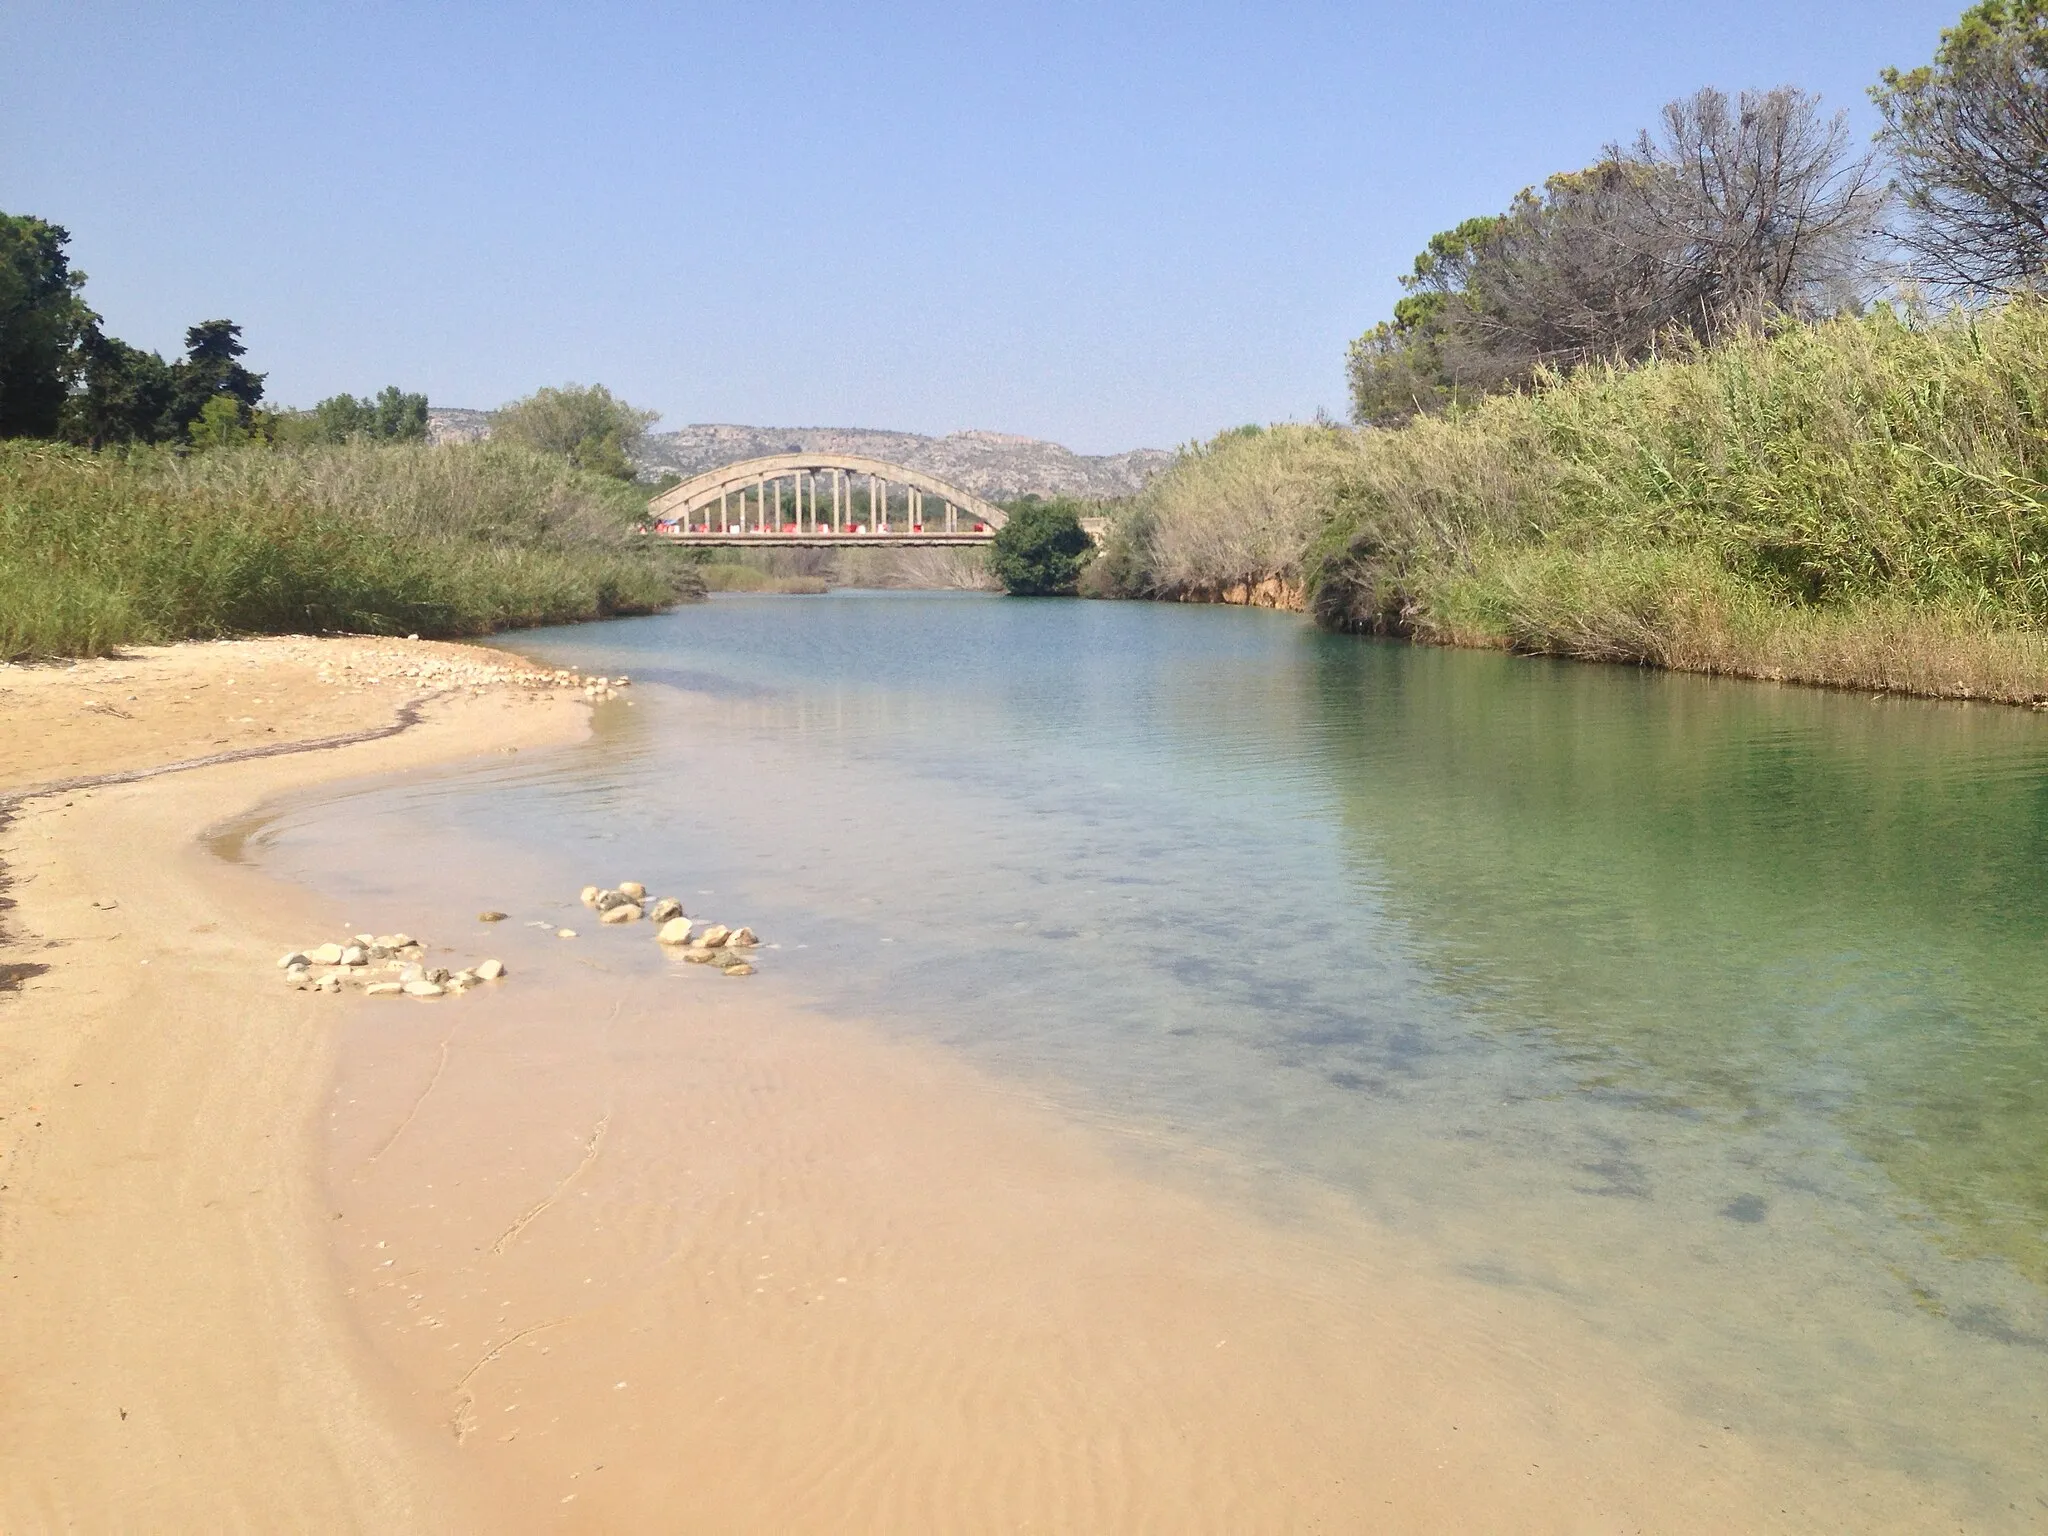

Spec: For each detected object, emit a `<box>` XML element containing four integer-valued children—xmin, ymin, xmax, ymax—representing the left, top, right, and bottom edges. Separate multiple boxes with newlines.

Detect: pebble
<box><xmin>307</xmin><ymin>942</ymin><xmax>345</xmax><ymax>965</ymax></box>
<box><xmin>364</xmin><ymin>982</ymin><xmax>404</xmax><ymax>997</ymax></box>
<box><xmin>600</xmin><ymin>903</ymin><xmax>642</xmax><ymax>924</ymax></box>
<box><xmin>475</xmin><ymin>958</ymin><xmax>506</xmax><ymax>980</ymax></box>
<box><xmin>478</xmin><ymin>910</ymin><xmax>508</xmax><ymax>922</ymax></box>
<box><xmin>556</xmin><ymin>928</ymin><xmax>577</xmax><ymax>939</ymax></box>
<box><xmin>579</xmin><ymin>886</ymin><xmax>601</xmax><ymax>907</ymax></box>
<box><xmin>722</xmin><ymin>963</ymin><xmax>755</xmax><ymax>976</ymax></box>
<box><xmin>339</xmin><ymin>945</ymin><xmax>368</xmax><ymax>967</ymax></box>
<box><xmin>728</xmin><ymin>927</ymin><xmax>758</xmax><ymax>948</ymax></box>
<box><xmin>402</xmin><ymin>980</ymin><xmax>446</xmax><ymax>998</ymax></box>
<box><xmin>697</xmin><ymin>924</ymin><xmax>731</xmax><ymax>949</ymax></box>
<box><xmin>647</xmin><ymin>897</ymin><xmax>684</xmax><ymax>923</ymax></box>
<box><xmin>617</xmin><ymin>881</ymin><xmax>646</xmax><ymax>901</ymax></box>
<box><xmin>682</xmin><ymin>948</ymin><xmax>721</xmax><ymax>964</ymax></box>
<box><xmin>656</xmin><ymin>917</ymin><xmax>694</xmax><ymax>945</ymax></box>
<box><xmin>278</xmin><ymin>951</ymin><xmax>310</xmax><ymax>969</ymax></box>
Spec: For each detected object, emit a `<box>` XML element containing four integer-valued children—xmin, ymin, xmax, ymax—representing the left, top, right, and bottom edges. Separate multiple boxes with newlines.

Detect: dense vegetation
<box><xmin>1093</xmin><ymin>1</ymin><xmax>2048</xmax><ymax>702</ymax></box>
<box><xmin>0</xmin><ymin>213</ymin><xmax>694</xmax><ymax>659</ymax></box>
<box><xmin>0</xmin><ymin>439</ymin><xmax>695</xmax><ymax>660</ymax></box>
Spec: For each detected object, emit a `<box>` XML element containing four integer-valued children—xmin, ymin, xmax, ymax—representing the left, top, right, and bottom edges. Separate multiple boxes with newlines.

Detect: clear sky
<box><xmin>3</xmin><ymin>0</ymin><xmax>1967</xmax><ymax>453</ymax></box>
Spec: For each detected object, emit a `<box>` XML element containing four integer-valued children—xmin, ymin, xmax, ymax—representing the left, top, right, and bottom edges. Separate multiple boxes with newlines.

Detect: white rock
<box><xmin>579</xmin><ymin>885</ymin><xmax>601</xmax><ymax>907</ymax></box>
<box><xmin>556</xmin><ymin>928</ymin><xmax>577</xmax><ymax>939</ymax></box>
<box><xmin>308</xmin><ymin>942</ymin><xmax>345</xmax><ymax>965</ymax></box>
<box><xmin>340</xmin><ymin>945</ymin><xmax>369</xmax><ymax>967</ymax></box>
<box><xmin>475</xmin><ymin>958</ymin><xmax>505</xmax><ymax>980</ymax></box>
<box><xmin>365</xmin><ymin>982</ymin><xmax>404</xmax><ymax>997</ymax></box>
<box><xmin>353</xmin><ymin>933</ymin><xmax>375</xmax><ymax>946</ymax></box>
<box><xmin>728</xmin><ymin>927</ymin><xmax>758</xmax><ymax>948</ymax></box>
<box><xmin>656</xmin><ymin>918</ymin><xmax>694</xmax><ymax>945</ymax></box>
<box><xmin>600</xmin><ymin>903</ymin><xmax>642</xmax><ymax>924</ymax></box>
<box><xmin>722</xmin><ymin>962</ymin><xmax>755</xmax><ymax>977</ymax></box>
<box><xmin>278</xmin><ymin>951</ymin><xmax>310</xmax><ymax>969</ymax></box>
<box><xmin>402</xmin><ymin>980</ymin><xmax>446</xmax><ymax>997</ymax></box>
<box><xmin>618</xmin><ymin>881</ymin><xmax>646</xmax><ymax>901</ymax></box>
<box><xmin>697</xmin><ymin>924</ymin><xmax>731</xmax><ymax>949</ymax></box>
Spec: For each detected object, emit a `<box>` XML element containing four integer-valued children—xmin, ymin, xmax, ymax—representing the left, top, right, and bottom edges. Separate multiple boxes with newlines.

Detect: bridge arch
<box><xmin>647</xmin><ymin>453</ymin><xmax>1008</xmax><ymax>545</ymax></box>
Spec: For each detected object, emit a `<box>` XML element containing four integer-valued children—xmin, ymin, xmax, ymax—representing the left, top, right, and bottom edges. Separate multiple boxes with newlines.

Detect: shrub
<box><xmin>988</xmin><ymin>500</ymin><xmax>1094</xmax><ymax>595</ymax></box>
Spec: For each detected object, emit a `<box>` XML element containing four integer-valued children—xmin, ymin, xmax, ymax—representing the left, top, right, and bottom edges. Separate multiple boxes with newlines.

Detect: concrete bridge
<box><xmin>645</xmin><ymin>453</ymin><xmax>1009</xmax><ymax>547</ymax></box>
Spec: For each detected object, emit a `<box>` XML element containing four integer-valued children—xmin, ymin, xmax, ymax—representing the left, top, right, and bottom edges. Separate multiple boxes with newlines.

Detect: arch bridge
<box><xmin>645</xmin><ymin>453</ymin><xmax>1009</xmax><ymax>546</ymax></box>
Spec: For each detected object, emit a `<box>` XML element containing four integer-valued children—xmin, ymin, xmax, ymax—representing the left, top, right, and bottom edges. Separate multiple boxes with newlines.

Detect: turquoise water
<box><xmin>258</xmin><ymin>593</ymin><xmax>2048</xmax><ymax>1518</ymax></box>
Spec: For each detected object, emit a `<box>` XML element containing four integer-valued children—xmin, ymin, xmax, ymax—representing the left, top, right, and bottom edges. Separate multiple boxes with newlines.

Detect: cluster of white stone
<box><xmin>277</xmin><ymin>933</ymin><xmax>506</xmax><ymax>999</ymax></box>
<box><xmin>577</xmin><ymin>881</ymin><xmax>759</xmax><ymax>974</ymax></box>
<box><xmin>308</xmin><ymin>642</ymin><xmax>631</xmax><ymax>702</ymax></box>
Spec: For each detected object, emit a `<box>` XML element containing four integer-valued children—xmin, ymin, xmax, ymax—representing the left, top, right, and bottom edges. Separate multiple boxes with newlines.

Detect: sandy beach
<box><xmin>0</xmin><ymin>635</ymin><xmax>1970</xmax><ymax>1531</ymax></box>
<box><xmin>0</xmin><ymin>637</ymin><xmax>593</xmax><ymax>1527</ymax></box>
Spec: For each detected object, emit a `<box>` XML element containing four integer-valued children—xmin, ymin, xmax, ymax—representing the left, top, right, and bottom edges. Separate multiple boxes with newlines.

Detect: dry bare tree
<box><xmin>1353</xmin><ymin>86</ymin><xmax>1887</xmax><ymax>421</ymax></box>
<box><xmin>1876</xmin><ymin>3</ymin><xmax>2048</xmax><ymax>291</ymax></box>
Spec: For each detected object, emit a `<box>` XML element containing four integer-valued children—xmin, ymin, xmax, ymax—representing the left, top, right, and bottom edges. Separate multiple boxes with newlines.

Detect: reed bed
<box><xmin>0</xmin><ymin>439</ymin><xmax>696</xmax><ymax>660</ymax></box>
<box><xmin>1102</xmin><ymin>299</ymin><xmax>2048</xmax><ymax>702</ymax></box>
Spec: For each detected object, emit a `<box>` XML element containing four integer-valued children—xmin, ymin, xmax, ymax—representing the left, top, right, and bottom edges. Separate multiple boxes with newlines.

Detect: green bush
<box><xmin>988</xmin><ymin>500</ymin><xmax>1094</xmax><ymax>595</ymax></box>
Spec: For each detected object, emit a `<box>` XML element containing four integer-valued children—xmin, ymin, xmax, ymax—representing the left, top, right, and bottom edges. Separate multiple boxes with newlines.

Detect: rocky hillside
<box><xmin>427</xmin><ymin>411</ymin><xmax>1170</xmax><ymax>501</ymax></box>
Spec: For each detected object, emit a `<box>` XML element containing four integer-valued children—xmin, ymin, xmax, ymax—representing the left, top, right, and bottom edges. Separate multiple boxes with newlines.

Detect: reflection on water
<box><xmin>249</xmin><ymin>593</ymin><xmax>2048</xmax><ymax>1518</ymax></box>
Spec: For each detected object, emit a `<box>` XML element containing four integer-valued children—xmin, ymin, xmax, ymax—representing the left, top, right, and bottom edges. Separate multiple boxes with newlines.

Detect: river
<box><xmin>245</xmin><ymin>592</ymin><xmax>2048</xmax><ymax>1526</ymax></box>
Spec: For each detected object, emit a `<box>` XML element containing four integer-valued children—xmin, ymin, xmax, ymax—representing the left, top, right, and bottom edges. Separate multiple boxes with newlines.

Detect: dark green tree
<box><xmin>63</xmin><ymin>329</ymin><xmax>175</xmax><ymax>446</ymax></box>
<box><xmin>988</xmin><ymin>500</ymin><xmax>1094</xmax><ymax>595</ymax></box>
<box><xmin>167</xmin><ymin>320</ymin><xmax>264</xmax><ymax>438</ymax></box>
<box><xmin>1876</xmin><ymin>1</ymin><xmax>2048</xmax><ymax>289</ymax></box>
<box><xmin>0</xmin><ymin>212</ymin><xmax>93</xmax><ymax>438</ymax></box>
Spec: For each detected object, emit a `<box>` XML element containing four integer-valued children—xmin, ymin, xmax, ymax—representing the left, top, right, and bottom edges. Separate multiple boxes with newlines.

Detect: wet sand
<box><xmin>0</xmin><ymin>637</ymin><xmax>1978</xmax><ymax>1529</ymax></box>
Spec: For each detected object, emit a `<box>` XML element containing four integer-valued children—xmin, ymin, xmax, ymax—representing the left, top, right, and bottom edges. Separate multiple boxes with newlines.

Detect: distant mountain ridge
<box><xmin>426</xmin><ymin>410</ymin><xmax>1171</xmax><ymax>501</ymax></box>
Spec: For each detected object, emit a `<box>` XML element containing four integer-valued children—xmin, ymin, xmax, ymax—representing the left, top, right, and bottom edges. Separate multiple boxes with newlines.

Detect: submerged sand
<box><xmin>0</xmin><ymin>636</ymin><xmax>1976</xmax><ymax>1530</ymax></box>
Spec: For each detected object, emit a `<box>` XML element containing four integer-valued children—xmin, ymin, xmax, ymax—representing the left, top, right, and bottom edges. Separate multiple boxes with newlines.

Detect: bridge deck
<box><xmin>651</xmin><ymin>531</ymin><xmax>994</xmax><ymax>548</ymax></box>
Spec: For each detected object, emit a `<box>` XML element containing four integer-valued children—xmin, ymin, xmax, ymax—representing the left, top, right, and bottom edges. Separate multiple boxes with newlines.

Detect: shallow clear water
<box><xmin>255</xmin><ymin>593</ymin><xmax>2048</xmax><ymax>1515</ymax></box>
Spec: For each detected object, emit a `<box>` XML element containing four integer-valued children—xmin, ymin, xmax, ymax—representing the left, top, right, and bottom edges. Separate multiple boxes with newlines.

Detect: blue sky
<box><xmin>3</xmin><ymin>1</ymin><xmax>1965</xmax><ymax>452</ymax></box>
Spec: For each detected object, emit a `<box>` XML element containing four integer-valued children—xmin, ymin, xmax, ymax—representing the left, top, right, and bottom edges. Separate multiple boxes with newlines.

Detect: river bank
<box><xmin>1093</xmin><ymin>300</ymin><xmax>2048</xmax><ymax>708</ymax></box>
<box><xmin>0</xmin><ymin>619</ymin><xmax>2023</xmax><ymax>1528</ymax></box>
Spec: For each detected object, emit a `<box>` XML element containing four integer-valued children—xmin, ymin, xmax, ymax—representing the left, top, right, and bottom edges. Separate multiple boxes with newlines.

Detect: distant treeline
<box><xmin>1090</xmin><ymin>2</ymin><xmax>2048</xmax><ymax>704</ymax></box>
